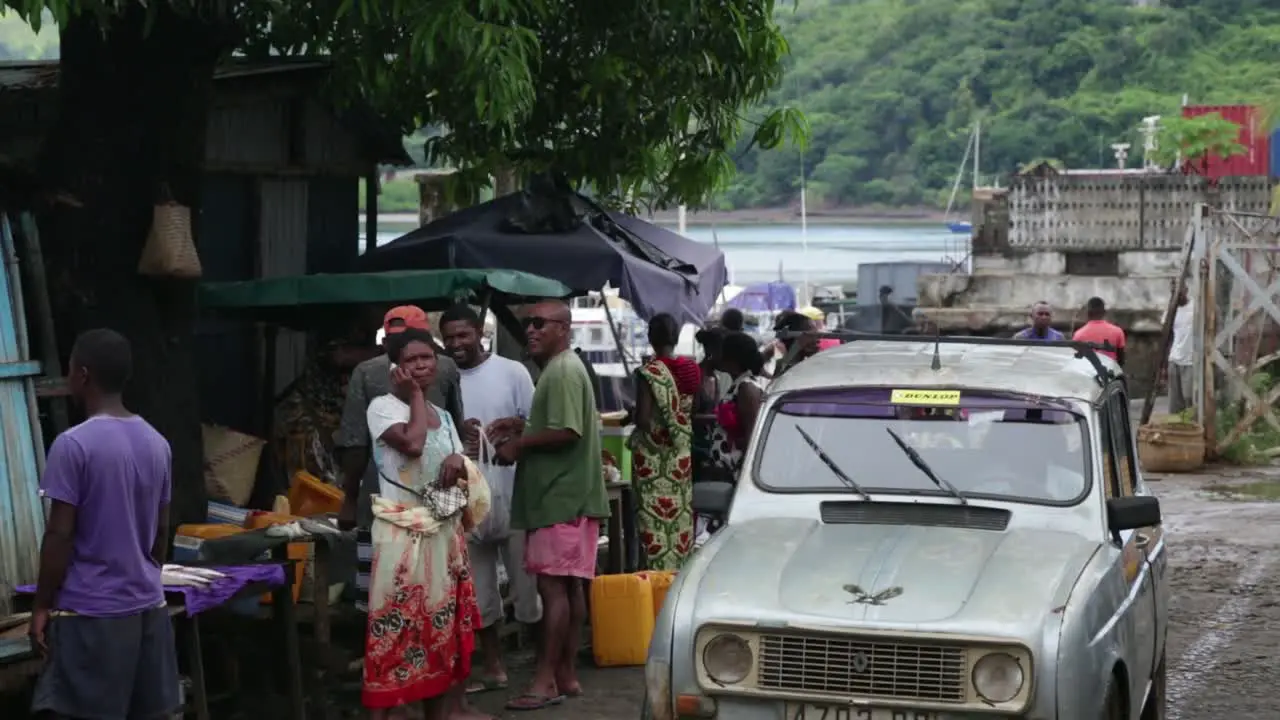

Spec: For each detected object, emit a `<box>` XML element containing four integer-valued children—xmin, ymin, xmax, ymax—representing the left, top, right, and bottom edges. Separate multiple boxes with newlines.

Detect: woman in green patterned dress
<box><xmin>629</xmin><ymin>314</ymin><xmax>703</xmax><ymax>570</ymax></box>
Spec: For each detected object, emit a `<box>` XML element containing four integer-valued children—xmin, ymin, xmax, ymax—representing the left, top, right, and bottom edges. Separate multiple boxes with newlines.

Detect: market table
<box><xmin>604</xmin><ymin>481</ymin><xmax>639</xmax><ymax>574</ymax></box>
<box><xmin>9</xmin><ymin>560</ymin><xmax>299</xmax><ymax>720</ymax></box>
<box><xmin>191</xmin><ymin>526</ymin><xmax>357</xmax><ymax>713</ymax></box>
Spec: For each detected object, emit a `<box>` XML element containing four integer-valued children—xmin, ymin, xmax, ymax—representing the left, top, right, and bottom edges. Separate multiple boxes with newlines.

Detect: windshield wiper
<box><xmin>795</xmin><ymin>426</ymin><xmax>872</xmax><ymax>501</ymax></box>
<box><xmin>884</xmin><ymin>427</ymin><xmax>968</xmax><ymax>505</ymax></box>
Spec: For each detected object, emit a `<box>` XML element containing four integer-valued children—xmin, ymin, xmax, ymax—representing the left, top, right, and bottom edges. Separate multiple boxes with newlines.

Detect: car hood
<box><xmin>692</xmin><ymin>516</ymin><xmax>1099</xmax><ymax>635</ymax></box>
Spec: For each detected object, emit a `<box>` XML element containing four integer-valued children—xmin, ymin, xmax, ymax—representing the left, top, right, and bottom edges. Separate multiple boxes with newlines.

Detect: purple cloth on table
<box><xmin>15</xmin><ymin>564</ymin><xmax>286</xmax><ymax>616</ymax></box>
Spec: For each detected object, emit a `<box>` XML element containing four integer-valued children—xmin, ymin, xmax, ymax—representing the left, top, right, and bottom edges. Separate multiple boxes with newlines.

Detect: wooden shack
<box><xmin>0</xmin><ymin>58</ymin><xmax>411</xmax><ymax>430</ymax></box>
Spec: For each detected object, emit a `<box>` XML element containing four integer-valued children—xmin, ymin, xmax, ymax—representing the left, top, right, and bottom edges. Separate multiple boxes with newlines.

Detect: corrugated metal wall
<box><xmin>206</xmin><ymin>99</ymin><xmax>372</xmax><ymax>175</ymax></box>
<box><xmin>205</xmin><ymin>101</ymin><xmax>289</xmax><ymax>168</ymax></box>
<box><xmin>0</xmin><ymin>215</ymin><xmax>46</xmax><ymax>609</ymax></box>
<box><xmin>307</xmin><ymin>177</ymin><xmax>359</xmax><ymax>274</ymax></box>
<box><xmin>258</xmin><ymin>179</ymin><xmax>310</xmax><ymax>394</ymax></box>
<box><xmin>304</xmin><ymin>102</ymin><xmax>369</xmax><ymax>173</ymax></box>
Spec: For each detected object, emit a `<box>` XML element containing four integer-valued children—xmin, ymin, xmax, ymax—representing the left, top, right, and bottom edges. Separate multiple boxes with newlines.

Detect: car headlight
<box><xmin>971</xmin><ymin>652</ymin><xmax>1024</xmax><ymax>703</ymax></box>
<box><xmin>702</xmin><ymin>633</ymin><xmax>753</xmax><ymax>685</ymax></box>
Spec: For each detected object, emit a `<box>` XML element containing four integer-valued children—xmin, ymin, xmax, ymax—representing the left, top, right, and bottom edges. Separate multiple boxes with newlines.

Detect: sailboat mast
<box><xmin>943</xmin><ymin>125</ymin><xmax>974</xmax><ymax>218</ymax></box>
<box><xmin>973</xmin><ymin>119</ymin><xmax>980</xmax><ymax>189</ymax></box>
<box><xmin>800</xmin><ymin>149</ymin><xmax>810</xmax><ymax>306</ymax></box>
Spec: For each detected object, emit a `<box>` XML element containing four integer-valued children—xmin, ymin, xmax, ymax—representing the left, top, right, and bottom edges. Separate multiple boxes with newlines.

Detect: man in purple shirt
<box><xmin>30</xmin><ymin>328</ymin><xmax>180</xmax><ymax>719</ymax></box>
<box><xmin>1013</xmin><ymin>301</ymin><xmax>1066</xmax><ymax>341</ymax></box>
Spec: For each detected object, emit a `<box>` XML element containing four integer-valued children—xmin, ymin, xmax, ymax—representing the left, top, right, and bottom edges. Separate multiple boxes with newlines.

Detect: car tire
<box><xmin>1141</xmin><ymin>656</ymin><xmax>1167</xmax><ymax>720</ymax></box>
<box><xmin>1104</xmin><ymin>672</ymin><xmax>1127</xmax><ymax>720</ymax></box>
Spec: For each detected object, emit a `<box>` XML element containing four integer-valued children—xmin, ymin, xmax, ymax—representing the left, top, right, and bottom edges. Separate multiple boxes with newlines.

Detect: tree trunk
<box><xmin>38</xmin><ymin>8</ymin><xmax>229</xmax><ymax>525</ymax></box>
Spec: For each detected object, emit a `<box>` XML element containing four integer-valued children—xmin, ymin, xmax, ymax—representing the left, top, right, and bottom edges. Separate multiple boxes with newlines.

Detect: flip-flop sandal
<box><xmin>465</xmin><ymin>676</ymin><xmax>509</xmax><ymax>695</ymax></box>
<box><xmin>562</xmin><ymin>686</ymin><xmax>584</xmax><ymax>698</ymax></box>
<box><xmin>505</xmin><ymin>693</ymin><xmax>566</xmax><ymax>711</ymax></box>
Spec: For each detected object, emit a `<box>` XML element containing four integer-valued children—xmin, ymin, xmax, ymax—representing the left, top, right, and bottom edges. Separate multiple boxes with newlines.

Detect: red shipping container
<box><xmin>1180</xmin><ymin>104</ymin><xmax>1270</xmax><ymax>178</ymax></box>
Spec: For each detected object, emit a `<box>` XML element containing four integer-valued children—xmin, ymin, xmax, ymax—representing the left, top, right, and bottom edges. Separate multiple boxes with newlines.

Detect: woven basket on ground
<box><xmin>138</xmin><ymin>200</ymin><xmax>203</xmax><ymax>279</ymax></box>
<box><xmin>202</xmin><ymin>424</ymin><xmax>266</xmax><ymax>507</ymax></box>
<box><xmin>1137</xmin><ymin>421</ymin><xmax>1205</xmax><ymax>474</ymax></box>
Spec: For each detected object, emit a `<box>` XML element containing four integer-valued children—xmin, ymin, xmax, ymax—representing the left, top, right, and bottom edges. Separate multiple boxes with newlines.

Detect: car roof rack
<box><xmin>772</xmin><ymin>330</ymin><xmax>1119</xmax><ymax>387</ymax></box>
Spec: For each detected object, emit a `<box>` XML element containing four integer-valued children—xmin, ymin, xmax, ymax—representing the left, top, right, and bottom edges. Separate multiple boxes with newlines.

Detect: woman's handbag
<box><xmin>377</xmin><ymin>415</ymin><xmax>468</xmax><ymax>521</ymax></box>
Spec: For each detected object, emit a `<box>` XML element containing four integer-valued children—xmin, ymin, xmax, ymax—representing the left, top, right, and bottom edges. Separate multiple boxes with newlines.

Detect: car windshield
<box><xmin>754</xmin><ymin>388</ymin><xmax>1091</xmax><ymax>505</ymax></box>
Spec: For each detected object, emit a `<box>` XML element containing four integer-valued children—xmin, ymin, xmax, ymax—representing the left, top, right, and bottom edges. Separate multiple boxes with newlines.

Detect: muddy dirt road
<box><xmin>467</xmin><ymin>465</ymin><xmax>1280</xmax><ymax>719</ymax></box>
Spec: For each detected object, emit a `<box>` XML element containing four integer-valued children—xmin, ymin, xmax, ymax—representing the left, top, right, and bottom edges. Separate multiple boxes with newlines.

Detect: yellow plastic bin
<box><xmin>590</xmin><ymin>573</ymin><xmax>655</xmax><ymax>667</ymax></box>
<box><xmin>600</xmin><ymin>424</ymin><xmax>633</xmax><ymax>484</ymax></box>
<box><xmin>641</xmin><ymin>570</ymin><xmax>677</xmax><ymax>619</ymax></box>
<box><xmin>288</xmin><ymin>471</ymin><xmax>344</xmax><ymax>517</ymax></box>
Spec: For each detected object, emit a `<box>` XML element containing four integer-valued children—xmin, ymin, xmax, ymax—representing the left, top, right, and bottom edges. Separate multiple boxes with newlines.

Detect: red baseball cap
<box><xmin>383</xmin><ymin>306</ymin><xmax>430</xmax><ymax>335</ymax></box>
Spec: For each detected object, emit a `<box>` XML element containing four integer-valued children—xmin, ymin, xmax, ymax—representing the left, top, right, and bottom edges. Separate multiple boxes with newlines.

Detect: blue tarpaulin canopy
<box><xmin>726</xmin><ymin>281</ymin><xmax>797</xmax><ymax>312</ymax></box>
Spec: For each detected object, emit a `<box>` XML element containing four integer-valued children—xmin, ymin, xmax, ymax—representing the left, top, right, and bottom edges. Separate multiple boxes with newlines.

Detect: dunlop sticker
<box><xmin>890</xmin><ymin>389</ymin><xmax>961</xmax><ymax>406</ymax></box>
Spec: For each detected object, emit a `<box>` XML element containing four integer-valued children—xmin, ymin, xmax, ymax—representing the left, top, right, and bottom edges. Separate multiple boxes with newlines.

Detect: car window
<box><xmin>1107</xmin><ymin>390</ymin><xmax>1137</xmax><ymax>496</ymax></box>
<box><xmin>754</xmin><ymin>388</ymin><xmax>1091</xmax><ymax>505</ymax></box>
<box><xmin>1098</xmin><ymin>400</ymin><xmax>1120</xmax><ymax>498</ymax></box>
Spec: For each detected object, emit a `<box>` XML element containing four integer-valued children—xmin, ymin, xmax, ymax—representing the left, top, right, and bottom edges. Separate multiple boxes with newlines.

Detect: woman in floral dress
<box><xmin>630</xmin><ymin>314</ymin><xmax>702</xmax><ymax>570</ymax></box>
<box><xmin>361</xmin><ymin>328</ymin><xmax>492</xmax><ymax>720</ymax></box>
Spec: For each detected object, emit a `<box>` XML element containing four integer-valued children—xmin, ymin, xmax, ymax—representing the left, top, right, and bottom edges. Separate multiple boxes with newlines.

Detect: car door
<box><xmin>1103</xmin><ymin>389</ymin><xmax>1157</xmax><ymax>713</ymax></box>
<box><xmin>1115</xmin><ymin>391</ymin><xmax>1169</xmax><ymax>668</ymax></box>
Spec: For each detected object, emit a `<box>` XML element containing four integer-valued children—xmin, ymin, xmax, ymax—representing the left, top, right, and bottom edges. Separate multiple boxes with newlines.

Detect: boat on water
<box><xmin>943</xmin><ymin>119</ymin><xmax>990</xmax><ymax>235</ymax></box>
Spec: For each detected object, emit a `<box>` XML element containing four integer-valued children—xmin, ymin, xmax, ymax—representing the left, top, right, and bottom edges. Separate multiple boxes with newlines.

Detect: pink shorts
<box><xmin>524</xmin><ymin>517</ymin><xmax>600</xmax><ymax>579</ymax></box>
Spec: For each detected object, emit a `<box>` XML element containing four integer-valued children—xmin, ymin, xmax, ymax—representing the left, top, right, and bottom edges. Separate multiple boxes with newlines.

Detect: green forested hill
<box><xmin>722</xmin><ymin>0</ymin><xmax>1280</xmax><ymax>210</ymax></box>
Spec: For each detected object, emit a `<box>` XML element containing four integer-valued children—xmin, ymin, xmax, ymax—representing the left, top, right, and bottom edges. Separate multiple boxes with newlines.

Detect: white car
<box><xmin>644</xmin><ymin>336</ymin><xmax>1168</xmax><ymax>720</ymax></box>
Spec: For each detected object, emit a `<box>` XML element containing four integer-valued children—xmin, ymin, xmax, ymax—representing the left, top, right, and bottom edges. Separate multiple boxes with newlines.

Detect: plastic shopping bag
<box><xmin>470</xmin><ymin>434</ymin><xmax>511</xmax><ymax>543</ymax></box>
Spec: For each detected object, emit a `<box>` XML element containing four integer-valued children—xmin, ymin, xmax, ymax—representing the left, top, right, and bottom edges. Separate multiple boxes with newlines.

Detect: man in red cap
<box><xmin>335</xmin><ymin>305</ymin><xmax>464</xmax><ymax>531</ymax></box>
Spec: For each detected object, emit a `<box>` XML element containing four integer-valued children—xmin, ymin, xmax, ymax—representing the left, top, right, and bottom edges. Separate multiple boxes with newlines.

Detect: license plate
<box><xmin>785</xmin><ymin>705</ymin><xmax>938</xmax><ymax>720</ymax></box>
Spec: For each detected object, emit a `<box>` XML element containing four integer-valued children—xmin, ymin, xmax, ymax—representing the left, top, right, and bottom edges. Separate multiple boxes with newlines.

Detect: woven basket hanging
<box><xmin>138</xmin><ymin>183</ymin><xmax>203</xmax><ymax>279</ymax></box>
<box><xmin>202</xmin><ymin>423</ymin><xmax>267</xmax><ymax>507</ymax></box>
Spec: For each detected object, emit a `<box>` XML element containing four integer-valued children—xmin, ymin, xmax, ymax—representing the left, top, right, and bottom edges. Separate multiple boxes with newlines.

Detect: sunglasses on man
<box><xmin>523</xmin><ymin>316</ymin><xmax>568</xmax><ymax>330</ymax></box>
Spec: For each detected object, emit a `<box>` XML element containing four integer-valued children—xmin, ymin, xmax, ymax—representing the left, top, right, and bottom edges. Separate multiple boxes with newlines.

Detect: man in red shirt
<box><xmin>1072</xmin><ymin>296</ymin><xmax>1126</xmax><ymax>367</ymax></box>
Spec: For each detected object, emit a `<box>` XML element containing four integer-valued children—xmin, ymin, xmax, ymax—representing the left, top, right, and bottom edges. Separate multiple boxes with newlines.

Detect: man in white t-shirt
<box><xmin>440</xmin><ymin>304</ymin><xmax>540</xmax><ymax>694</ymax></box>
<box><xmin>1166</xmin><ymin>282</ymin><xmax>1195</xmax><ymax>414</ymax></box>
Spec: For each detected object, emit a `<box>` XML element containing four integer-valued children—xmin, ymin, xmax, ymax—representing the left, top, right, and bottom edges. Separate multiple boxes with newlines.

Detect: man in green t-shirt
<box><xmin>495</xmin><ymin>300</ymin><xmax>609</xmax><ymax>710</ymax></box>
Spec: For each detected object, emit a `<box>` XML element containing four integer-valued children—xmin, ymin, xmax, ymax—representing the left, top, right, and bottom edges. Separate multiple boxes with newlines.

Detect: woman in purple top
<box><xmin>30</xmin><ymin>328</ymin><xmax>180</xmax><ymax>719</ymax></box>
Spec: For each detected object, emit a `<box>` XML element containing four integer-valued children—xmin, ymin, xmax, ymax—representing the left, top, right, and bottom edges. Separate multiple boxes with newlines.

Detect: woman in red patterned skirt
<box><xmin>362</xmin><ymin>329</ymin><xmax>492</xmax><ymax>720</ymax></box>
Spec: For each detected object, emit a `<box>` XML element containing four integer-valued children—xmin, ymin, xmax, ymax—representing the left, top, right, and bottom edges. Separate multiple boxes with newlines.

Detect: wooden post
<box><xmin>16</xmin><ymin>213</ymin><xmax>69</xmax><ymax>435</ymax></box>
<box><xmin>1203</xmin><ymin>210</ymin><xmax>1219</xmax><ymax>457</ymax></box>
<box><xmin>493</xmin><ymin>166</ymin><xmax>520</xmax><ymax>197</ymax></box>
<box><xmin>1140</xmin><ymin>223</ymin><xmax>1196</xmax><ymax>426</ymax></box>
<box><xmin>363</xmin><ymin>170</ymin><xmax>378</xmax><ymax>255</ymax></box>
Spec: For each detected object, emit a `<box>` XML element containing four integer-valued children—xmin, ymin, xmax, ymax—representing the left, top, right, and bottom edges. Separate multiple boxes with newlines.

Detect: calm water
<box><xmin>374</xmin><ymin>220</ymin><xmax>962</xmax><ymax>286</ymax></box>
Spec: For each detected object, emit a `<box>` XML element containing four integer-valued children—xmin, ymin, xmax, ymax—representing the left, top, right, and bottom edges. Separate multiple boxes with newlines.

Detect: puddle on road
<box><xmin>1204</xmin><ymin>480</ymin><xmax>1280</xmax><ymax>502</ymax></box>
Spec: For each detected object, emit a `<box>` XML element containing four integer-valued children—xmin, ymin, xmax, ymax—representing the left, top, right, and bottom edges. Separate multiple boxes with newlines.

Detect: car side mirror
<box><xmin>693</xmin><ymin>480</ymin><xmax>735</xmax><ymax>517</ymax></box>
<box><xmin>1107</xmin><ymin>495</ymin><xmax>1161</xmax><ymax>533</ymax></box>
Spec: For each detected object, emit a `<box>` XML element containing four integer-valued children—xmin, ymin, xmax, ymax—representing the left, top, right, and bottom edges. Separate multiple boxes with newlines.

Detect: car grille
<box><xmin>757</xmin><ymin>633</ymin><xmax>967</xmax><ymax>702</ymax></box>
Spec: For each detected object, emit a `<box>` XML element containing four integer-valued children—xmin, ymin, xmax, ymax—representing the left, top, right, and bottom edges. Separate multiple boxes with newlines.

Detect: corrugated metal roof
<box><xmin>0</xmin><ymin>57</ymin><xmax>331</xmax><ymax>93</ymax></box>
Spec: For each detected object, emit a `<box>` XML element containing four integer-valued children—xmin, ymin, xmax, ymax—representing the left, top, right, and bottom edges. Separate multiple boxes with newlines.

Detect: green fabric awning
<box><xmin>198</xmin><ymin>269</ymin><xmax>572</xmax><ymax>329</ymax></box>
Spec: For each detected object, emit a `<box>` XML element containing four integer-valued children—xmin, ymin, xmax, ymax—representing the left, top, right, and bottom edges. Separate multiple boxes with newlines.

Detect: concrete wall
<box><xmin>1006</xmin><ymin>174</ymin><xmax>1273</xmax><ymax>251</ymax></box>
<box><xmin>913</xmin><ymin>173</ymin><xmax>1280</xmax><ymax>399</ymax></box>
